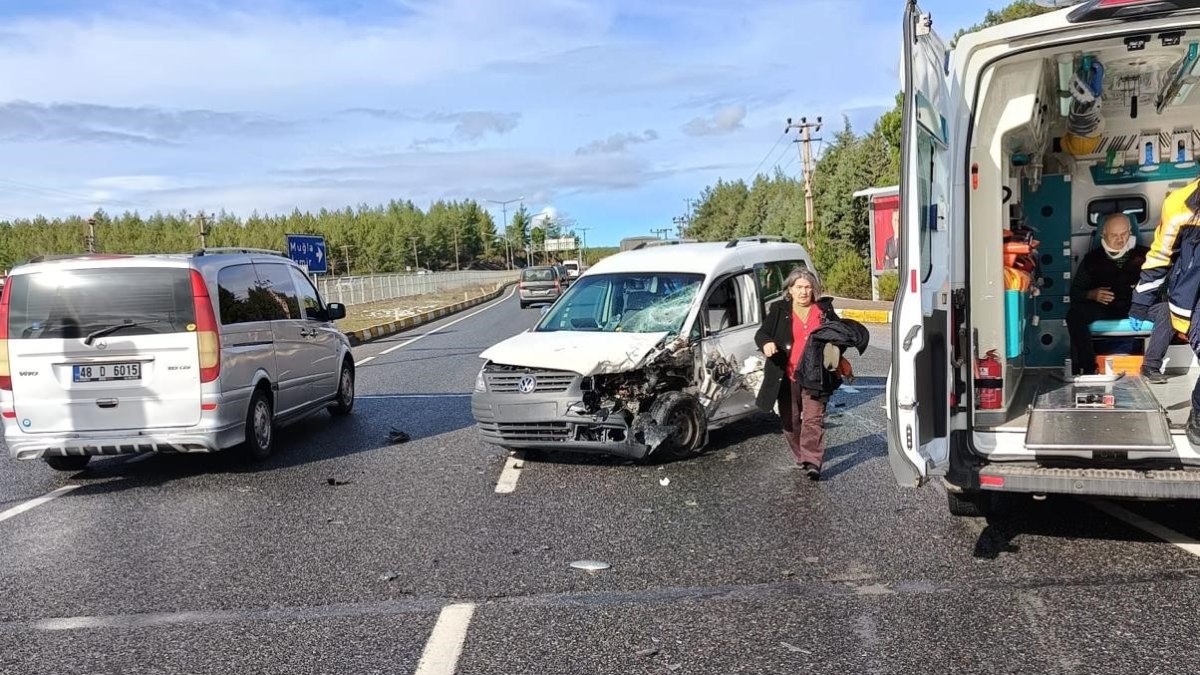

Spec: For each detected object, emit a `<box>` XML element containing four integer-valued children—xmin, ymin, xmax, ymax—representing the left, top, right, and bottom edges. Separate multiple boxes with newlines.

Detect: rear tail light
<box><xmin>518</xmin><ymin>281</ymin><xmax>524</xmax><ymax>289</ymax></box>
<box><xmin>0</xmin><ymin>279</ymin><xmax>10</xmax><ymax>391</ymax></box>
<box><xmin>190</xmin><ymin>270</ymin><xmax>221</xmax><ymax>383</ymax></box>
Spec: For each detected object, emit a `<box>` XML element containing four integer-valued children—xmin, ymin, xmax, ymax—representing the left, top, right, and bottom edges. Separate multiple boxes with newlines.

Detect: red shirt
<box><xmin>787</xmin><ymin>305</ymin><xmax>819</xmax><ymax>381</ymax></box>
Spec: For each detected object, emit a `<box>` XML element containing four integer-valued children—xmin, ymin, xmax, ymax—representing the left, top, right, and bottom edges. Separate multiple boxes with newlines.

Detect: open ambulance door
<box><xmin>887</xmin><ymin>0</ymin><xmax>956</xmax><ymax>488</ymax></box>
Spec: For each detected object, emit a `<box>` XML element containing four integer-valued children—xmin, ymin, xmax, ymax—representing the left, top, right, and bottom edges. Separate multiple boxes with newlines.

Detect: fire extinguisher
<box><xmin>975</xmin><ymin>349</ymin><xmax>1002</xmax><ymax>410</ymax></box>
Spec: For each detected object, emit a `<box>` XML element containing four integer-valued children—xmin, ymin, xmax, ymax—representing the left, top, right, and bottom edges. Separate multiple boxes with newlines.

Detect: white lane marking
<box><xmin>0</xmin><ymin>485</ymin><xmax>79</xmax><ymax>524</ymax></box>
<box><xmin>495</xmin><ymin>451</ymin><xmax>526</xmax><ymax>494</ymax></box>
<box><xmin>355</xmin><ymin>356</ymin><xmax>376</xmax><ymax>367</ymax></box>
<box><xmin>1089</xmin><ymin>499</ymin><xmax>1200</xmax><ymax>557</ymax></box>
<box><xmin>380</xmin><ymin>286</ymin><xmax>518</xmax><ymax>356</ymax></box>
<box><xmin>414</xmin><ymin>603</ymin><xmax>476</xmax><ymax>675</ymax></box>
<box><xmin>124</xmin><ymin>451</ymin><xmax>156</xmax><ymax>464</ymax></box>
<box><xmin>358</xmin><ymin>394</ymin><xmax>472</xmax><ymax>399</ymax></box>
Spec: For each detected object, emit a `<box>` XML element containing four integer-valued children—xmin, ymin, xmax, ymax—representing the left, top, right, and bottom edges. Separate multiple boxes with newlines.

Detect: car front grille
<box><xmin>484</xmin><ymin>368</ymin><xmax>577</xmax><ymax>394</ymax></box>
<box><xmin>477</xmin><ymin>421</ymin><xmax>571</xmax><ymax>443</ymax></box>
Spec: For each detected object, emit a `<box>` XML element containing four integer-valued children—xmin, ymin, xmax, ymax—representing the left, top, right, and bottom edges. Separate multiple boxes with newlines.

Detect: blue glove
<box><xmin>1127</xmin><ymin>303</ymin><xmax>1149</xmax><ymax>331</ymax></box>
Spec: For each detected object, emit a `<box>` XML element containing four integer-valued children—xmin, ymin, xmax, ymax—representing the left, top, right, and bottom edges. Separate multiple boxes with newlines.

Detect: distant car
<box><xmin>0</xmin><ymin>249</ymin><xmax>355</xmax><ymax>471</ymax></box>
<box><xmin>563</xmin><ymin>260</ymin><xmax>581</xmax><ymax>279</ymax></box>
<box><xmin>518</xmin><ymin>265</ymin><xmax>565</xmax><ymax>309</ymax></box>
<box><xmin>553</xmin><ymin>264</ymin><xmax>573</xmax><ymax>287</ymax></box>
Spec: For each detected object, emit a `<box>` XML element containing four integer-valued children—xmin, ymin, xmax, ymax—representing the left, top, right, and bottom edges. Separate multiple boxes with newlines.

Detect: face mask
<box><xmin>1102</xmin><ymin>235</ymin><xmax>1135</xmax><ymax>259</ymax></box>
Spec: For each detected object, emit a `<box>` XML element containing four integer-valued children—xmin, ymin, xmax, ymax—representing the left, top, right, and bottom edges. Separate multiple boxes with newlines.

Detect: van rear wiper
<box><xmin>83</xmin><ymin>320</ymin><xmax>164</xmax><ymax>345</ymax></box>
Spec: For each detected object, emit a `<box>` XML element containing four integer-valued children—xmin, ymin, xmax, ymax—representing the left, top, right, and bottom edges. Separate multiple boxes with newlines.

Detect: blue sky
<box><xmin>0</xmin><ymin>0</ymin><xmax>994</xmax><ymax>246</ymax></box>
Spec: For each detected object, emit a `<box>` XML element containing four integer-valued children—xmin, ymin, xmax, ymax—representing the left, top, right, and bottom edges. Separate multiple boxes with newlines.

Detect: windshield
<box><xmin>7</xmin><ymin>267</ymin><xmax>196</xmax><ymax>340</ymax></box>
<box><xmin>522</xmin><ymin>268</ymin><xmax>556</xmax><ymax>282</ymax></box>
<box><xmin>536</xmin><ymin>272</ymin><xmax>703</xmax><ymax>334</ymax></box>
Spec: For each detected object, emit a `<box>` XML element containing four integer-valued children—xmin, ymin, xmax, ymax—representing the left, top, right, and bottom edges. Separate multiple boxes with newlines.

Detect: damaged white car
<box><xmin>471</xmin><ymin>237</ymin><xmax>817</xmax><ymax>461</ymax></box>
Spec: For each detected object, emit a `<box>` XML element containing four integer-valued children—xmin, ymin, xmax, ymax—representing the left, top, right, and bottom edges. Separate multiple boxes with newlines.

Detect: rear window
<box><xmin>7</xmin><ymin>267</ymin><xmax>196</xmax><ymax>340</ymax></box>
<box><xmin>522</xmin><ymin>268</ymin><xmax>555</xmax><ymax>282</ymax></box>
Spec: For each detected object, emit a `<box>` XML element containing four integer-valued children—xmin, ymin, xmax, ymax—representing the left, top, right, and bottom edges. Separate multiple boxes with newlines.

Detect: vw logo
<box><xmin>517</xmin><ymin>375</ymin><xmax>537</xmax><ymax>394</ymax></box>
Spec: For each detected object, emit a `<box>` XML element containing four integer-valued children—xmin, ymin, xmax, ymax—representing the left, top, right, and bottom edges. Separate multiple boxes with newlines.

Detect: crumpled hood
<box><xmin>479</xmin><ymin>330</ymin><xmax>672</xmax><ymax>376</ymax></box>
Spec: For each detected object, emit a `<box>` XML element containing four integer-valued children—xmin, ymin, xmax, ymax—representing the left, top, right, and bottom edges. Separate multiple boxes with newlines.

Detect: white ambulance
<box><xmin>888</xmin><ymin>0</ymin><xmax>1200</xmax><ymax>515</ymax></box>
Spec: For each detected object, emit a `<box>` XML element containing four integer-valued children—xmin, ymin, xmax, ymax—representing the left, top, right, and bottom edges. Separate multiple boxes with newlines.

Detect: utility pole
<box><xmin>672</xmin><ymin>216</ymin><xmax>687</xmax><ymax>239</ymax></box>
<box><xmin>785</xmin><ymin>116</ymin><xmax>823</xmax><ymax>250</ymax></box>
<box><xmin>453</xmin><ymin>225</ymin><xmax>460</xmax><ymax>272</ymax></box>
<box><xmin>651</xmin><ymin>227</ymin><xmax>671</xmax><ymax>240</ymax></box>
<box><xmin>195</xmin><ymin>211</ymin><xmax>211</xmax><ymax>249</ymax></box>
<box><xmin>408</xmin><ymin>236</ymin><xmax>420</xmax><ymax>272</ymax></box>
<box><xmin>85</xmin><ymin>217</ymin><xmax>97</xmax><ymax>253</ymax></box>
<box><xmin>340</xmin><ymin>245</ymin><xmax>352</xmax><ymax>277</ymax></box>
<box><xmin>486</xmin><ymin>196</ymin><xmax>524</xmax><ymax>270</ymax></box>
<box><xmin>575</xmin><ymin>226</ymin><xmax>590</xmax><ymax>264</ymax></box>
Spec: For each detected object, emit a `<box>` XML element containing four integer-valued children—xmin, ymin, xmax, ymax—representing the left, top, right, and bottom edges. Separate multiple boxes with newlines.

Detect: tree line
<box><xmin>0</xmin><ymin>200</ymin><xmax>589</xmax><ymax>275</ymax></box>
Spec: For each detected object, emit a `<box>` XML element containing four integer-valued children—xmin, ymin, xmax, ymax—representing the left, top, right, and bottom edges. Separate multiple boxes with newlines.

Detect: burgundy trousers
<box><xmin>781</xmin><ymin>378</ymin><xmax>827</xmax><ymax>468</ymax></box>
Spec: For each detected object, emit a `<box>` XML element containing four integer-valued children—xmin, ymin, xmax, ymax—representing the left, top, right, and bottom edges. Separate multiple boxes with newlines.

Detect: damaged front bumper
<box><xmin>471</xmin><ymin>390</ymin><xmax>656</xmax><ymax>459</ymax></box>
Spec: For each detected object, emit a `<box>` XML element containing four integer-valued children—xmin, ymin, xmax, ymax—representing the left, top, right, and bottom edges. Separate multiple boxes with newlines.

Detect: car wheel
<box><xmin>639</xmin><ymin>392</ymin><xmax>706</xmax><ymax>463</ymax></box>
<box><xmin>519</xmin><ymin>302</ymin><xmax>529</xmax><ymax>309</ymax></box>
<box><xmin>329</xmin><ymin>360</ymin><xmax>355</xmax><ymax>416</ymax></box>
<box><xmin>43</xmin><ymin>455</ymin><xmax>91</xmax><ymax>472</ymax></box>
<box><xmin>244</xmin><ymin>388</ymin><xmax>275</xmax><ymax>460</ymax></box>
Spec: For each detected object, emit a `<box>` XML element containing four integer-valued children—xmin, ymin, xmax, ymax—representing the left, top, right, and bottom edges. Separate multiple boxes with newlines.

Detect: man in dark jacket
<box><xmin>1066</xmin><ymin>213</ymin><xmax>1151</xmax><ymax>376</ymax></box>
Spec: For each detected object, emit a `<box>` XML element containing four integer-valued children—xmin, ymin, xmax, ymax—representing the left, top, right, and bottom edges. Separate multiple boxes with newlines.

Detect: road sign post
<box><xmin>285</xmin><ymin>234</ymin><xmax>328</xmax><ymax>274</ymax></box>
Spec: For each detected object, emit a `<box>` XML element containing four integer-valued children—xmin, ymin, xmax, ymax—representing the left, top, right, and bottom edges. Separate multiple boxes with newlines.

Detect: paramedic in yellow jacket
<box><xmin>1129</xmin><ymin>179</ymin><xmax>1200</xmax><ymax>443</ymax></box>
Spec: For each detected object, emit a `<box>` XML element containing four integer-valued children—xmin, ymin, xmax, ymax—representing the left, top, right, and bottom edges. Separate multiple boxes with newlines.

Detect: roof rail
<box><xmin>25</xmin><ymin>253</ymin><xmax>123</xmax><ymax>264</ymax></box>
<box><xmin>725</xmin><ymin>235</ymin><xmax>790</xmax><ymax>248</ymax></box>
<box><xmin>636</xmin><ymin>238</ymin><xmax>699</xmax><ymax>249</ymax></box>
<box><xmin>194</xmin><ymin>247</ymin><xmax>286</xmax><ymax>257</ymax></box>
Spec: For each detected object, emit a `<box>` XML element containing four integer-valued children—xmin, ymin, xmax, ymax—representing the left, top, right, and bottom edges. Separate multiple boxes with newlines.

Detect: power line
<box><xmin>747</xmin><ymin>132</ymin><xmax>788</xmax><ymax>181</ymax></box>
<box><xmin>0</xmin><ymin>176</ymin><xmax>147</xmax><ymax>209</ymax></box>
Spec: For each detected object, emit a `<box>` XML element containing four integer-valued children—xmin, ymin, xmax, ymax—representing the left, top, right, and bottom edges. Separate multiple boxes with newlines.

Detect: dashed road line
<box><xmin>355</xmin><ymin>356</ymin><xmax>376</xmax><ymax>367</ymax></box>
<box><xmin>379</xmin><ymin>286</ymin><xmax>517</xmax><ymax>356</ymax></box>
<box><xmin>1089</xmin><ymin>499</ymin><xmax>1200</xmax><ymax>558</ymax></box>
<box><xmin>414</xmin><ymin>603</ymin><xmax>476</xmax><ymax>675</ymax></box>
<box><xmin>0</xmin><ymin>485</ymin><xmax>79</xmax><ymax>524</ymax></box>
<box><xmin>495</xmin><ymin>451</ymin><xmax>526</xmax><ymax>494</ymax></box>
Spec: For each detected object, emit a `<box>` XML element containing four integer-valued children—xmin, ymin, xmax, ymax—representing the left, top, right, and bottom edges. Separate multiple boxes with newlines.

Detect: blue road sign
<box><xmin>286</xmin><ymin>234</ymin><xmax>328</xmax><ymax>274</ymax></box>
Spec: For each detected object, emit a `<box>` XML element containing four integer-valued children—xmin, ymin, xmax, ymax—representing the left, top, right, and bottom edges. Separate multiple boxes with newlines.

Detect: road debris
<box><xmin>635</xmin><ymin>648</ymin><xmax>660</xmax><ymax>658</ymax></box>
<box><xmin>326</xmin><ymin>478</ymin><xmax>351</xmax><ymax>486</ymax></box>
<box><xmin>379</xmin><ymin>572</ymin><xmax>400</xmax><ymax>582</ymax></box>
<box><xmin>388</xmin><ymin>428</ymin><xmax>411</xmax><ymax>444</ymax></box>
<box><xmin>781</xmin><ymin>641</ymin><xmax>812</xmax><ymax>654</ymax></box>
<box><xmin>659</xmin><ymin>477</ymin><xmax>671</xmax><ymax>487</ymax></box>
<box><xmin>569</xmin><ymin>560</ymin><xmax>611</xmax><ymax>572</ymax></box>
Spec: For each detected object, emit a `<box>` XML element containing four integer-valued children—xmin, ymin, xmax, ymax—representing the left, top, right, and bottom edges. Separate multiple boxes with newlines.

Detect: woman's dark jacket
<box><xmin>754</xmin><ymin>297</ymin><xmax>870</xmax><ymax>410</ymax></box>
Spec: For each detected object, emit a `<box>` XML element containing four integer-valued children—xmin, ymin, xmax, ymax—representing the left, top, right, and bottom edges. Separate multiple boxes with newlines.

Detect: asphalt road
<box><xmin>4</xmin><ymin>290</ymin><xmax>1200</xmax><ymax>674</ymax></box>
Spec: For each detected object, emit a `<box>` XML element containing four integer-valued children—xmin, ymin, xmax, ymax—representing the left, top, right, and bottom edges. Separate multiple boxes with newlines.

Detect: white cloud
<box><xmin>0</xmin><ymin>101</ymin><xmax>292</xmax><ymax>145</ymax></box>
<box><xmin>575</xmin><ymin>129</ymin><xmax>658</xmax><ymax>155</ymax></box>
<box><xmin>682</xmin><ymin>104</ymin><xmax>747</xmax><ymax>137</ymax></box>
<box><xmin>344</xmin><ymin>108</ymin><xmax>521</xmax><ymax>140</ymax></box>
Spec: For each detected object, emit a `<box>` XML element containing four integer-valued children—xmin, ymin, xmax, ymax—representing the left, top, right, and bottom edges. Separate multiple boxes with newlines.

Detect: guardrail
<box><xmin>315</xmin><ymin>270</ymin><xmax>519</xmax><ymax>306</ymax></box>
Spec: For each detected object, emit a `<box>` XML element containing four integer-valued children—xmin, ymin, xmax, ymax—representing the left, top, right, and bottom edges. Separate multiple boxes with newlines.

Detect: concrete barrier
<box><xmin>343</xmin><ymin>282</ymin><xmax>515</xmax><ymax>345</ymax></box>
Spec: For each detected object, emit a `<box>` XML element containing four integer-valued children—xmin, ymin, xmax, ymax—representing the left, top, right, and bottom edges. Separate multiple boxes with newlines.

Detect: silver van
<box><xmin>473</xmin><ymin>238</ymin><xmax>816</xmax><ymax>461</ymax></box>
<box><xmin>0</xmin><ymin>248</ymin><xmax>355</xmax><ymax>471</ymax></box>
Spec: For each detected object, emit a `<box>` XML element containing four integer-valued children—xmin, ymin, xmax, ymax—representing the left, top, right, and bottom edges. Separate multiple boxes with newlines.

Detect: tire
<box><xmin>639</xmin><ymin>391</ymin><xmax>706</xmax><ymax>463</ymax></box>
<box><xmin>946</xmin><ymin>489</ymin><xmax>1013</xmax><ymax>518</ymax></box>
<box><xmin>243</xmin><ymin>388</ymin><xmax>275</xmax><ymax>460</ymax></box>
<box><xmin>43</xmin><ymin>455</ymin><xmax>91</xmax><ymax>472</ymax></box>
<box><xmin>329</xmin><ymin>360</ymin><xmax>355</xmax><ymax>416</ymax></box>
<box><xmin>519</xmin><ymin>302</ymin><xmax>529</xmax><ymax>309</ymax></box>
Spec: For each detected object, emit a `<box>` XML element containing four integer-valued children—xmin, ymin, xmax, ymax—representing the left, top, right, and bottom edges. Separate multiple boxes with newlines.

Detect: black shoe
<box><xmin>1188</xmin><ymin>412</ymin><xmax>1200</xmax><ymax>447</ymax></box>
<box><xmin>802</xmin><ymin>463</ymin><xmax>820</xmax><ymax>481</ymax></box>
<box><xmin>1141</xmin><ymin>366</ymin><xmax>1169</xmax><ymax>384</ymax></box>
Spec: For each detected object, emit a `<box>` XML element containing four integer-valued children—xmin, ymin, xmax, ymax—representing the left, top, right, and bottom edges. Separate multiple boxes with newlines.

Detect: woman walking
<box><xmin>755</xmin><ymin>268</ymin><xmax>864</xmax><ymax>480</ymax></box>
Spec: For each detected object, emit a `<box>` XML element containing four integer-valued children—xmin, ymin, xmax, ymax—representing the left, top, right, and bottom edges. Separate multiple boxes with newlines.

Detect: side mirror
<box><xmin>326</xmin><ymin>303</ymin><xmax>347</xmax><ymax>321</ymax></box>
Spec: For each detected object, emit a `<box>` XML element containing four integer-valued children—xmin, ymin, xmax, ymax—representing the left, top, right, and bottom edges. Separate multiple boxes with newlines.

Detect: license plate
<box><xmin>73</xmin><ymin>363</ymin><xmax>141</xmax><ymax>383</ymax></box>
